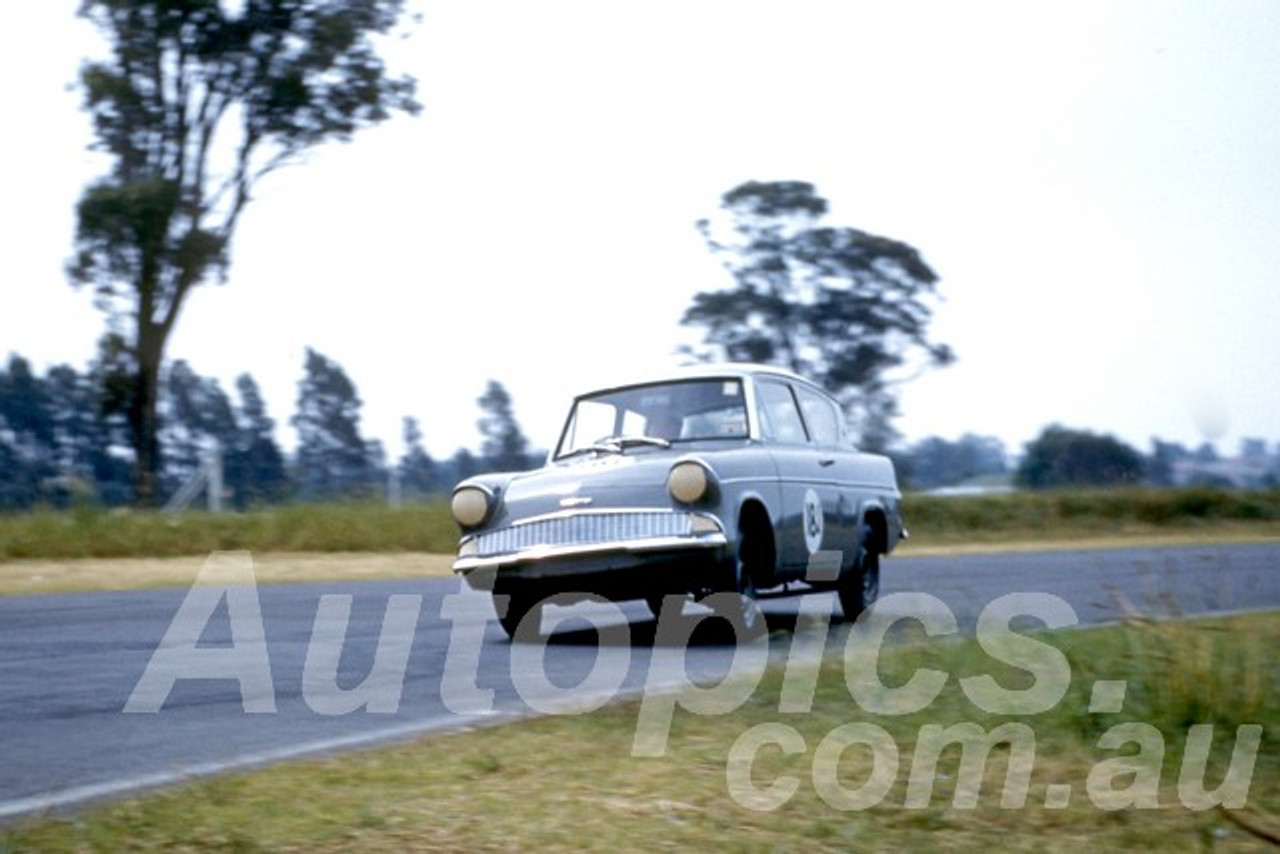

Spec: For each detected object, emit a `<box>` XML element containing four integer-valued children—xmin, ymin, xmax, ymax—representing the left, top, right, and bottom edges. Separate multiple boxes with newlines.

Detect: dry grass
<box><xmin>0</xmin><ymin>551</ymin><xmax>456</xmax><ymax>595</ymax></box>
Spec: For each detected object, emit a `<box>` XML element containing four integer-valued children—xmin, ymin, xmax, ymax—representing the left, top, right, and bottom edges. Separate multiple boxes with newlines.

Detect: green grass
<box><xmin>0</xmin><ymin>500</ymin><xmax>460</xmax><ymax>561</ymax></box>
<box><xmin>1</xmin><ymin>488</ymin><xmax>1278</xmax><ymax>596</ymax></box>
<box><xmin>4</xmin><ymin>612</ymin><xmax>1277</xmax><ymax>852</ymax></box>
<box><xmin>903</xmin><ymin>486</ymin><xmax>1280</xmax><ymax>547</ymax></box>
<box><xmin>1</xmin><ymin>488</ymin><xmax>1278</xmax><ymax>563</ymax></box>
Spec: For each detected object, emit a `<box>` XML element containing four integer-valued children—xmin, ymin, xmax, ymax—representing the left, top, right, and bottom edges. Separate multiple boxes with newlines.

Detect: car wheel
<box><xmin>710</xmin><ymin>552</ymin><xmax>764</xmax><ymax>639</ymax></box>
<box><xmin>646</xmin><ymin>594</ymin><xmax>684</xmax><ymax>621</ymax></box>
<box><xmin>496</xmin><ymin>592</ymin><xmax>543</xmax><ymax>641</ymax></box>
<box><xmin>735</xmin><ymin>556</ymin><xmax>765</xmax><ymax>636</ymax></box>
<box><xmin>838</xmin><ymin>543</ymin><xmax>880</xmax><ymax>621</ymax></box>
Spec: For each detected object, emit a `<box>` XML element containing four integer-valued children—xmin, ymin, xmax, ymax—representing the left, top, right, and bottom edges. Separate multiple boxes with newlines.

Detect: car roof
<box><xmin>576</xmin><ymin>362</ymin><xmax>820</xmax><ymax>397</ymax></box>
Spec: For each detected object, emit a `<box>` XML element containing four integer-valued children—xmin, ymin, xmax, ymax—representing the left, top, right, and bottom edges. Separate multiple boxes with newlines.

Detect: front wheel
<box><xmin>646</xmin><ymin>593</ymin><xmax>687</xmax><ymax>621</ymax></box>
<box><xmin>717</xmin><ymin>553</ymin><xmax>765</xmax><ymax>638</ymax></box>
<box><xmin>496</xmin><ymin>591</ymin><xmax>543</xmax><ymax>641</ymax></box>
<box><xmin>838</xmin><ymin>545</ymin><xmax>879</xmax><ymax>621</ymax></box>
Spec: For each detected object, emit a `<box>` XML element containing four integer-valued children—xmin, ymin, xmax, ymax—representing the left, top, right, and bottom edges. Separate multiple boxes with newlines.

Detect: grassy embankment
<box><xmin>3</xmin><ymin>610</ymin><xmax>1278</xmax><ymax>851</ymax></box>
<box><xmin>0</xmin><ymin>487</ymin><xmax>1278</xmax><ymax>594</ymax></box>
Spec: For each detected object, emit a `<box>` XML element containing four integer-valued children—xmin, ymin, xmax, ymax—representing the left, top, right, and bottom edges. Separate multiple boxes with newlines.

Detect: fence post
<box><xmin>207</xmin><ymin>440</ymin><xmax>223</xmax><ymax>513</ymax></box>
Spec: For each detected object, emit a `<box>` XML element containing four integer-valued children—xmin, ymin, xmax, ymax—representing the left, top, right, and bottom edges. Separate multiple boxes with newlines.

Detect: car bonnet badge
<box><xmin>559</xmin><ymin>495</ymin><xmax>594</xmax><ymax>508</ymax></box>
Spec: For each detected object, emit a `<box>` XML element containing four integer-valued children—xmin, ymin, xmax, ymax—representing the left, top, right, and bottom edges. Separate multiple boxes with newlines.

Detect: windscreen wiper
<box><xmin>559</xmin><ymin>435</ymin><xmax>672</xmax><ymax>460</ymax></box>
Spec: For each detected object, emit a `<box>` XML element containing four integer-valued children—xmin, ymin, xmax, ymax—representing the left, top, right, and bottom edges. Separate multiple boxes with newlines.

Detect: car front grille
<box><xmin>473</xmin><ymin>511</ymin><xmax>695</xmax><ymax>558</ymax></box>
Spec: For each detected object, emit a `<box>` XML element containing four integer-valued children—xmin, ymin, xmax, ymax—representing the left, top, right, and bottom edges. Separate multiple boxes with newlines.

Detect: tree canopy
<box><xmin>161</xmin><ymin>359</ymin><xmax>236</xmax><ymax>489</ymax></box>
<box><xmin>683</xmin><ymin>180</ymin><xmax>953</xmax><ymax>449</ymax></box>
<box><xmin>1015</xmin><ymin>425</ymin><xmax>1145</xmax><ymax>489</ymax></box>
<box><xmin>900</xmin><ymin>433</ymin><xmax>1007</xmax><ymax>490</ymax></box>
<box><xmin>70</xmin><ymin>0</ymin><xmax>419</xmax><ymax>503</ymax></box>
<box><xmin>292</xmin><ymin>348</ymin><xmax>376</xmax><ymax>499</ymax></box>
<box><xmin>476</xmin><ymin>380</ymin><xmax>532</xmax><ymax>472</ymax></box>
<box><xmin>224</xmin><ymin>374</ymin><xmax>290</xmax><ymax>507</ymax></box>
<box><xmin>398</xmin><ymin>416</ymin><xmax>437</xmax><ymax>498</ymax></box>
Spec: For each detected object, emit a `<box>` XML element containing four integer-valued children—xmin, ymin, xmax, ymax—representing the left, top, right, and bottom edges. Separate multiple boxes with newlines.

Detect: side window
<box><xmin>795</xmin><ymin>385</ymin><xmax>842</xmax><ymax>447</ymax></box>
<box><xmin>756</xmin><ymin>381</ymin><xmax>809</xmax><ymax>445</ymax></box>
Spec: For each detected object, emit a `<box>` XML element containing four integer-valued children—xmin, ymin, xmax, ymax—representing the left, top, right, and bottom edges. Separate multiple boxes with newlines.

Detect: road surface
<box><xmin>0</xmin><ymin>542</ymin><xmax>1276</xmax><ymax>819</ymax></box>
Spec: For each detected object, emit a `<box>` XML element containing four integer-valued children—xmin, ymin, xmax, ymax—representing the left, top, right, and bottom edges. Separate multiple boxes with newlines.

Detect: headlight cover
<box><xmin>668</xmin><ymin>461</ymin><xmax>712</xmax><ymax>504</ymax></box>
<box><xmin>451</xmin><ymin>485</ymin><xmax>493</xmax><ymax>528</ymax></box>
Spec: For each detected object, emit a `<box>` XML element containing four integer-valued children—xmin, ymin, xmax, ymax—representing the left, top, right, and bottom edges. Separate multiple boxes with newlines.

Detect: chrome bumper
<box><xmin>453</xmin><ymin>508</ymin><xmax>727</xmax><ymax>574</ymax></box>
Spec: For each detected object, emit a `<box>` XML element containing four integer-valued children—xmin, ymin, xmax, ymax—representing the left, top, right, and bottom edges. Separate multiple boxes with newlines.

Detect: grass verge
<box><xmin>0</xmin><ymin>501</ymin><xmax>460</xmax><ymax>562</ymax></box>
<box><xmin>3</xmin><ymin>611</ymin><xmax>1277</xmax><ymax>852</ymax></box>
<box><xmin>1</xmin><ymin>488</ymin><xmax>1278</xmax><ymax>595</ymax></box>
<box><xmin>1</xmin><ymin>488</ymin><xmax>1279</xmax><ymax>564</ymax></box>
<box><xmin>900</xmin><ymin>487</ymin><xmax>1280</xmax><ymax>551</ymax></box>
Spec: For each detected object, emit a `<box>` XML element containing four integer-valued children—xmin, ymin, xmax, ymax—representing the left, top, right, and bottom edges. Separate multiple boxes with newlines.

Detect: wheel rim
<box><xmin>735</xmin><ymin>557</ymin><xmax>764</xmax><ymax>635</ymax></box>
<box><xmin>862</xmin><ymin>552</ymin><xmax>880</xmax><ymax>605</ymax></box>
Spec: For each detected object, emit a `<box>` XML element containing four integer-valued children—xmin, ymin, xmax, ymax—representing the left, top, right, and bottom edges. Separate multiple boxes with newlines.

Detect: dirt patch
<box><xmin>0</xmin><ymin>551</ymin><xmax>456</xmax><ymax>596</ymax></box>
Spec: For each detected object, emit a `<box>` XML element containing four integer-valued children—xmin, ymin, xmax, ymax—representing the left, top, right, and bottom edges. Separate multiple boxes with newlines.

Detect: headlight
<box><xmin>668</xmin><ymin>461</ymin><xmax>710</xmax><ymax>504</ymax></box>
<box><xmin>451</xmin><ymin>486</ymin><xmax>493</xmax><ymax>527</ymax></box>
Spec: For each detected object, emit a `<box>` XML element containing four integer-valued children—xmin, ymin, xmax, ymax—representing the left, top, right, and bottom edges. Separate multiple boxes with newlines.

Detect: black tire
<box><xmin>717</xmin><ymin>552</ymin><xmax>765</xmax><ymax>639</ymax></box>
<box><xmin>838</xmin><ymin>543</ymin><xmax>880</xmax><ymax>622</ymax></box>
<box><xmin>646</xmin><ymin>593</ymin><xmax>683</xmax><ymax>621</ymax></box>
<box><xmin>496</xmin><ymin>592</ymin><xmax>543</xmax><ymax>641</ymax></box>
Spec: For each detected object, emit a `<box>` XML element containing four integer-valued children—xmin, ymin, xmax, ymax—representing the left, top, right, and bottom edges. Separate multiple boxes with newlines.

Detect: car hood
<box><xmin>494</xmin><ymin>451</ymin><xmax>682</xmax><ymax>525</ymax></box>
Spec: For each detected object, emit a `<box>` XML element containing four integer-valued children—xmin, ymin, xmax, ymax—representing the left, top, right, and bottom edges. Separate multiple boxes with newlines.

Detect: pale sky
<box><xmin>2</xmin><ymin>1</ymin><xmax>1278</xmax><ymax>462</ymax></box>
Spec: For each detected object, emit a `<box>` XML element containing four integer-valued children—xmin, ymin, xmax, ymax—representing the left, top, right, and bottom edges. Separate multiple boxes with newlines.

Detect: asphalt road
<box><xmin>1</xmin><ymin>542</ymin><xmax>1276</xmax><ymax>819</ymax></box>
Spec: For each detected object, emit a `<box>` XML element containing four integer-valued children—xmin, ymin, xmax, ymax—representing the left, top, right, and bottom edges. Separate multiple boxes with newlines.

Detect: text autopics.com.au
<box><xmin>126</xmin><ymin>551</ymin><xmax>1264</xmax><ymax>813</ymax></box>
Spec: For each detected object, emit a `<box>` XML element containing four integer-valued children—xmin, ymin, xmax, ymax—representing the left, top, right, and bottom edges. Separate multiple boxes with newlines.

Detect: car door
<box><xmin>791</xmin><ymin>383</ymin><xmax>862</xmax><ymax>565</ymax></box>
<box><xmin>755</xmin><ymin>379</ymin><xmax>847</xmax><ymax>579</ymax></box>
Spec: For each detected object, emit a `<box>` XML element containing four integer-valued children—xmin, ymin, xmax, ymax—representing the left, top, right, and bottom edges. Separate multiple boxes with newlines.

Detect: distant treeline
<box><xmin>0</xmin><ymin>349</ymin><xmax>540</xmax><ymax>511</ymax></box>
<box><xmin>2</xmin><ymin>350</ymin><xmax>1277</xmax><ymax>512</ymax></box>
<box><xmin>896</xmin><ymin>427</ymin><xmax>1280</xmax><ymax>492</ymax></box>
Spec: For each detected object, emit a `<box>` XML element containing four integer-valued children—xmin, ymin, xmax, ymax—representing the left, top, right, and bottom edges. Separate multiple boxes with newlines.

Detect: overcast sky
<box><xmin>2</xmin><ymin>1</ymin><xmax>1278</xmax><ymax>462</ymax></box>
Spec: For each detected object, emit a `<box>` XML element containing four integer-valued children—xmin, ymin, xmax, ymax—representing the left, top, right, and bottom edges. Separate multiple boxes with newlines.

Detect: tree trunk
<box><xmin>129</xmin><ymin>324</ymin><xmax>165</xmax><ymax>507</ymax></box>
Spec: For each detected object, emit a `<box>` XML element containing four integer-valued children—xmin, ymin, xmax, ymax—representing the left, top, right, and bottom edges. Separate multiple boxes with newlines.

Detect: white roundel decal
<box><xmin>802</xmin><ymin>489</ymin><xmax>824</xmax><ymax>554</ymax></box>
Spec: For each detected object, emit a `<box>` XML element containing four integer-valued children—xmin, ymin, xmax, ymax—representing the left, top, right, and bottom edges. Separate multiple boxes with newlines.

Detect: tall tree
<box><xmin>225</xmin><ymin>373</ymin><xmax>289</xmax><ymax>507</ymax></box>
<box><xmin>399</xmin><ymin>416</ymin><xmax>437</xmax><ymax>498</ymax></box>
<box><xmin>0</xmin><ymin>356</ymin><xmax>58</xmax><ymax>509</ymax></box>
<box><xmin>292</xmin><ymin>348</ymin><xmax>374</xmax><ymax>499</ymax></box>
<box><xmin>476</xmin><ymin>380</ymin><xmax>530</xmax><ymax>471</ymax></box>
<box><xmin>447</xmin><ymin>447</ymin><xmax>479</xmax><ymax>486</ymax></box>
<box><xmin>69</xmin><ymin>0</ymin><xmax>420</xmax><ymax>504</ymax></box>
<box><xmin>43</xmin><ymin>364</ymin><xmax>107</xmax><ymax>500</ymax></box>
<box><xmin>0</xmin><ymin>357</ymin><xmax>56</xmax><ymax>458</ymax></box>
<box><xmin>684</xmin><ymin>180</ymin><xmax>953</xmax><ymax>449</ymax></box>
<box><xmin>159</xmin><ymin>359</ymin><xmax>237</xmax><ymax>493</ymax></box>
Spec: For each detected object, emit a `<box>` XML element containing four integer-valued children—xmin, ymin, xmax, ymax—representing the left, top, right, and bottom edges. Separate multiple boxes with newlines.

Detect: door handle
<box><xmin>819</xmin><ymin>458</ymin><xmax>836</xmax><ymax>467</ymax></box>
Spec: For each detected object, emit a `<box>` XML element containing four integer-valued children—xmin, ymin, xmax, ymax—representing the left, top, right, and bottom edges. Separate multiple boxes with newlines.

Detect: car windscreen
<box><xmin>555</xmin><ymin>379</ymin><xmax>749</xmax><ymax>458</ymax></box>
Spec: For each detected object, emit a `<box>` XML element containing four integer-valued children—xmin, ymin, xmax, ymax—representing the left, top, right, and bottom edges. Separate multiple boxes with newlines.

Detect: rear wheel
<box><xmin>838</xmin><ymin>542</ymin><xmax>880</xmax><ymax>621</ymax></box>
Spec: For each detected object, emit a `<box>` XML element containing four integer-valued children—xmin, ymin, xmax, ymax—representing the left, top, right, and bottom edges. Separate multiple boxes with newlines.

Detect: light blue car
<box><xmin>451</xmin><ymin>364</ymin><xmax>906</xmax><ymax>640</ymax></box>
